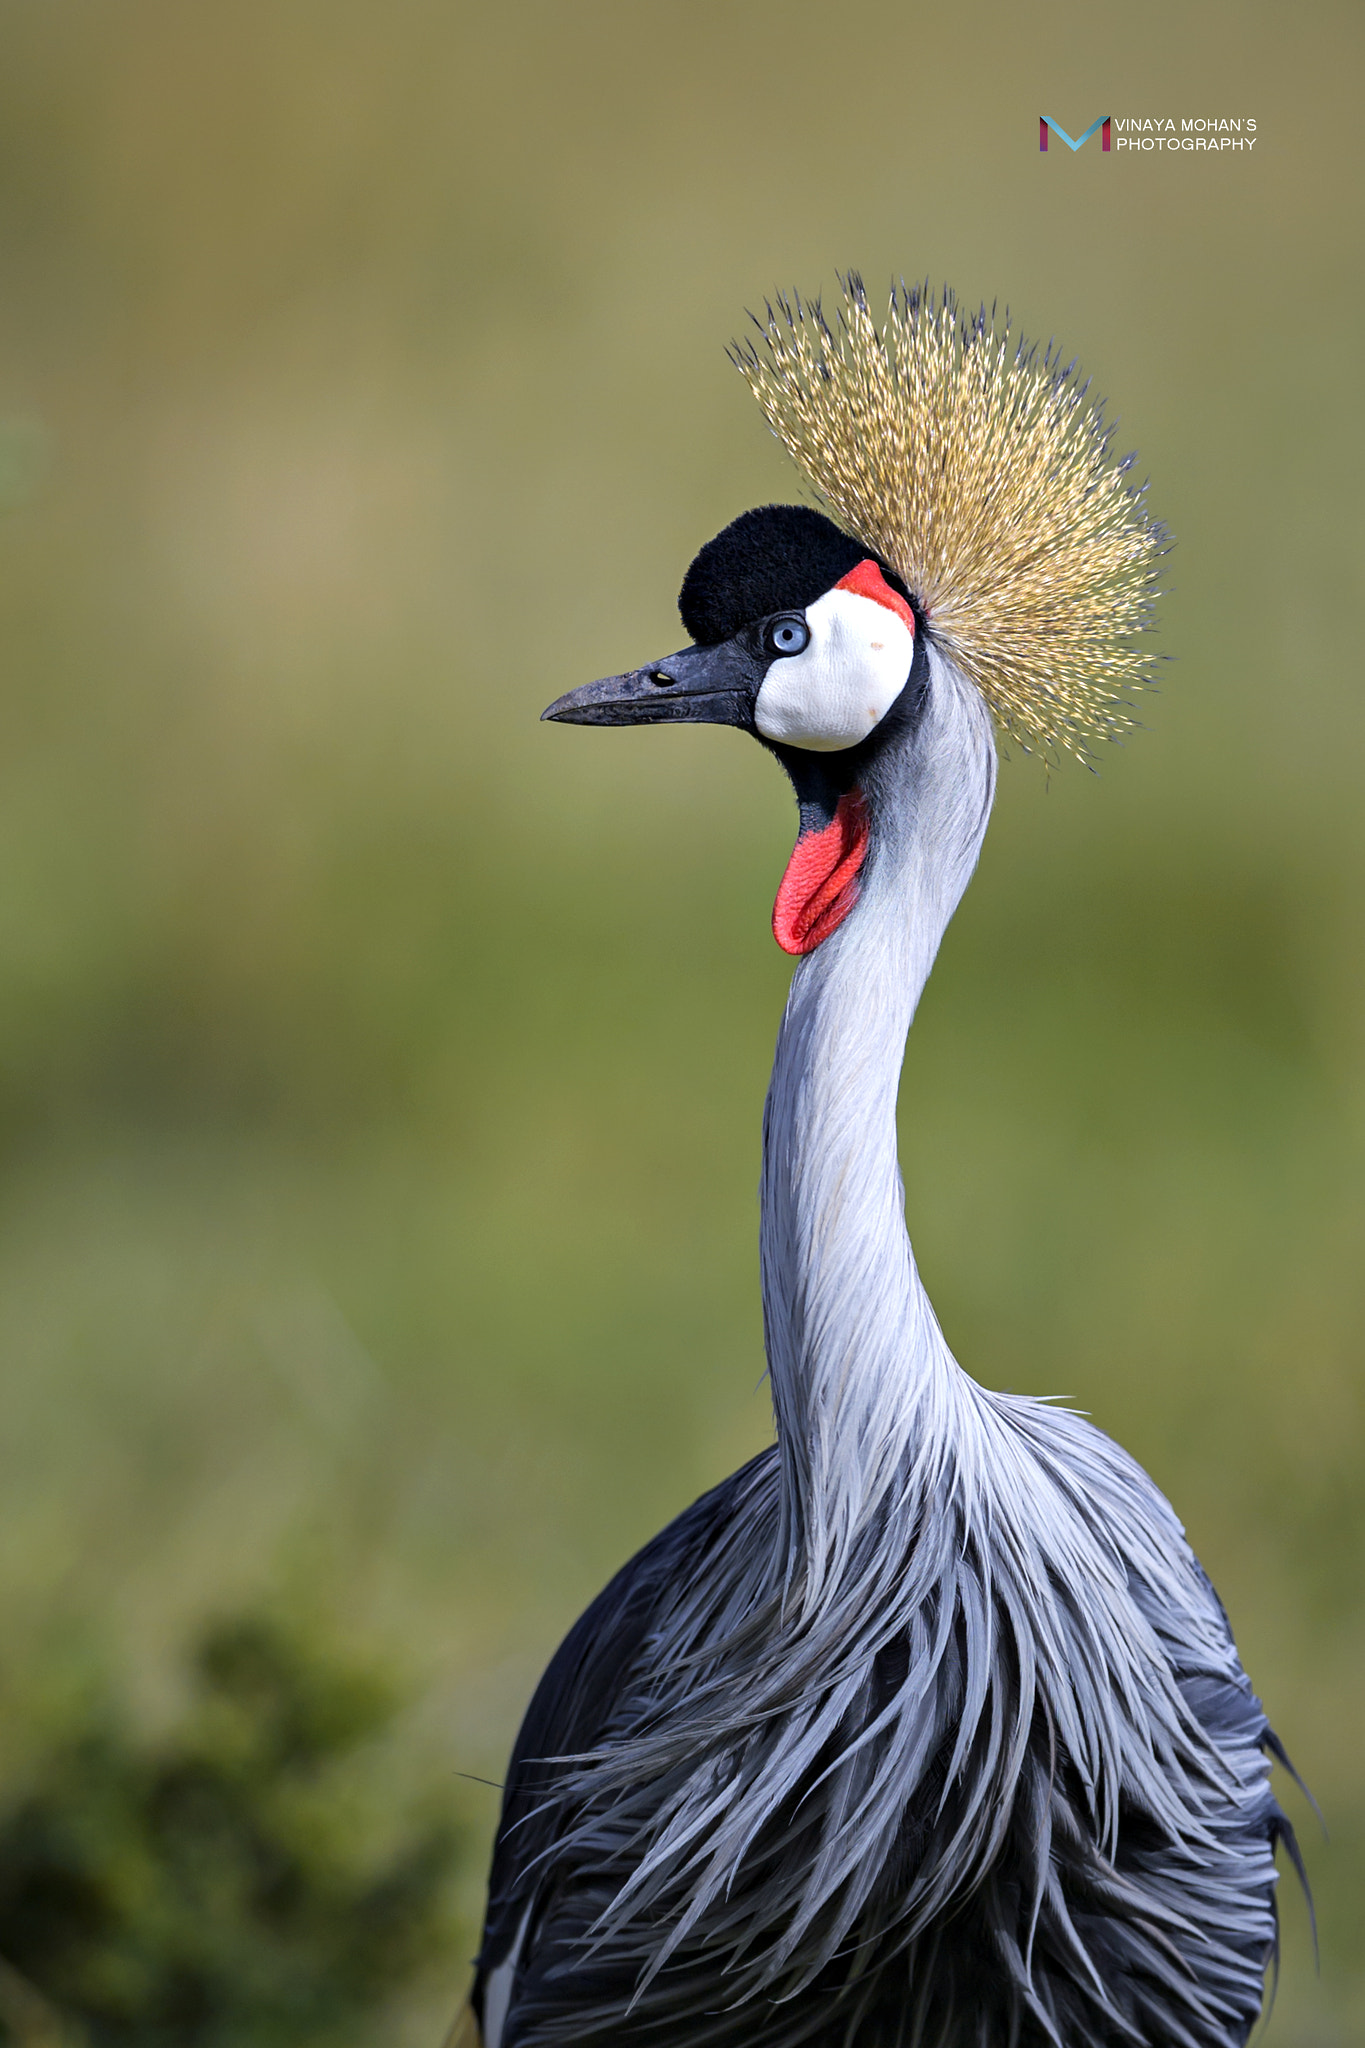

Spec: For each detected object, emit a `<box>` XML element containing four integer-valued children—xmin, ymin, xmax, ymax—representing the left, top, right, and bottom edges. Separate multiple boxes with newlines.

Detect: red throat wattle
<box><xmin>772</xmin><ymin>791</ymin><xmax>870</xmax><ymax>956</ymax></box>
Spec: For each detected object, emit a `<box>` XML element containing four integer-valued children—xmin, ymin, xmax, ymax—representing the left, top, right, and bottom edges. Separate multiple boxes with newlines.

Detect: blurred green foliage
<box><xmin>0</xmin><ymin>0</ymin><xmax>1358</xmax><ymax>2040</ymax></box>
<box><xmin>0</xmin><ymin>1617</ymin><xmax>459</xmax><ymax>2048</ymax></box>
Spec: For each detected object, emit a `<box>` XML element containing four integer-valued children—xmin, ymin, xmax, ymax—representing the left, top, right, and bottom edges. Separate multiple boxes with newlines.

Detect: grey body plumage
<box><xmin>467</xmin><ymin>289</ymin><xmax>1301</xmax><ymax>2047</ymax></box>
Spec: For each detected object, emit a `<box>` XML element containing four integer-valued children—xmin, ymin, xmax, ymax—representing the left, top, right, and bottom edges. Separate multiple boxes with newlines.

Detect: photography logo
<box><xmin>1039</xmin><ymin>116</ymin><xmax>1111</xmax><ymax>152</ymax></box>
<box><xmin>1039</xmin><ymin>114</ymin><xmax>1258</xmax><ymax>154</ymax></box>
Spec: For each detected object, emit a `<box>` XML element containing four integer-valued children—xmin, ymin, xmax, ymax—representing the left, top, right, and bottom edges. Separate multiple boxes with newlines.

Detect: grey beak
<box><xmin>542</xmin><ymin>638</ymin><xmax>758</xmax><ymax>731</ymax></box>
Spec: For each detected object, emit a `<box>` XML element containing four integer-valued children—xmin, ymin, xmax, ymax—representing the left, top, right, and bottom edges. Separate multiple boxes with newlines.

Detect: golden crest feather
<box><xmin>732</xmin><ymin>274</ymin><xmax>1166</xmax><ymax>762</ymax></box>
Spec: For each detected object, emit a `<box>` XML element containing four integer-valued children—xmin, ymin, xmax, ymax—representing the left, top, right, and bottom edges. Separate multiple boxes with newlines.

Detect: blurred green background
<box><xmin>0</xmin><ymin>0</ymin><xmax>1359</xmax><ymax>2039</ymax></box>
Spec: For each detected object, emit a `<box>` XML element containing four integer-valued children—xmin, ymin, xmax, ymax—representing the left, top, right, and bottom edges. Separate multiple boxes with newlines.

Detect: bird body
<box><xmin>463</xmin><ymin>283</ymin><xmax>1298</xmax><ymax>2047</ymax></box>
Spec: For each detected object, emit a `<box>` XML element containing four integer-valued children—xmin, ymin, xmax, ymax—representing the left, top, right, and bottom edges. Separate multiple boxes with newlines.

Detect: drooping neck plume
<box><xmin>759</xmin><ymin>652</ymin><xmax>997</xmax><ymax>1593</ymax></box>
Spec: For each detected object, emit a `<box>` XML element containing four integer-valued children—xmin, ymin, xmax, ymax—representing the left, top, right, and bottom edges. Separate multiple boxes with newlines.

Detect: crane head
<box><xmin>542</xmin><ymin>503</ymin><xmax>929</xmax><ymax>955</ymax></box>
<box><xmin>544</xmin><ymin>275</ymin><xmax>1165</xmax><ymax>956</ymax></box>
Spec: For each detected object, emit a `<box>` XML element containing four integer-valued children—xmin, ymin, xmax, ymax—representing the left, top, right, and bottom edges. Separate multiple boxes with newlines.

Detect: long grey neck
<box><xmin>759</xmin><ymin>653</ymin><xmax>997</xmax><ymax>1594</ymax></box>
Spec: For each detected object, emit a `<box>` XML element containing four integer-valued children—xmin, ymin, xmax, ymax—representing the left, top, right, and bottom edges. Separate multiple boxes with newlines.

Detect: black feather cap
<box><xmin>678</xmin><ymin>504</ymin><xmax>911</xmax><ymax>646</ymax></box>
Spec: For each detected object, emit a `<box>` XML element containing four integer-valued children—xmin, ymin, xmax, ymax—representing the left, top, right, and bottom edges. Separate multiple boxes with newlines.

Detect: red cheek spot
<box><xmin>772</xmin><ymin>790</ymin><xmax>870</xmax><ymax>956</ymax></box>
<box><xmin>834</xmin><ymin>559</ymin><xmax>916</xmax><ymax>633</ymax></box>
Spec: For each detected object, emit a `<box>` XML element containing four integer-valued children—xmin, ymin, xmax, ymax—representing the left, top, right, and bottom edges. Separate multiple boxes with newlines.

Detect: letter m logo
<box><xmin>1039</xmin><ymin>116</ymin><xmax>1111</xmax><ymax>152</ymax></box>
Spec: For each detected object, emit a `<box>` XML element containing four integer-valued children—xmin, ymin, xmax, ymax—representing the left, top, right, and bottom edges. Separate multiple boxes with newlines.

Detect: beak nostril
<box><xmin>650</xmin><ymin>669</ymin><xmax>676</xmax><ymax>688</ymax></box>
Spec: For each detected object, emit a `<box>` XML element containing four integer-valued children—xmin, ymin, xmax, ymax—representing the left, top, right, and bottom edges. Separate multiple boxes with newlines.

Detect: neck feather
<box><xmin>760</xmin><ymin>652</ymin><xmax>997</xmax><ymax>1593</ymax></box>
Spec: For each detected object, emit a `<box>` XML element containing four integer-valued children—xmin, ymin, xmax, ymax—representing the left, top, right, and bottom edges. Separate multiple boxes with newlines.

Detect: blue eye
<box><xmin>767</xmin><ymin>615</ymin><xmax>810</xmax><ymax>656</ymax></box>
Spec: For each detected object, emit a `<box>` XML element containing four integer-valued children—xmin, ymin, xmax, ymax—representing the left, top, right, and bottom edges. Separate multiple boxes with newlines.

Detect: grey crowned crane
<box><xmin>455</xmin><ymin>279</ymin><xmax>1304</xmax><ymax>2048</ymax></box>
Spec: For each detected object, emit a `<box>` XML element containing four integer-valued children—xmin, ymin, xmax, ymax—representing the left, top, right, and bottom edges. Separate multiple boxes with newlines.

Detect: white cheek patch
<box><xmin>754</xmin><ymin>589</ymin><xmax>915</xmax><ymax>752</ymax></box>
